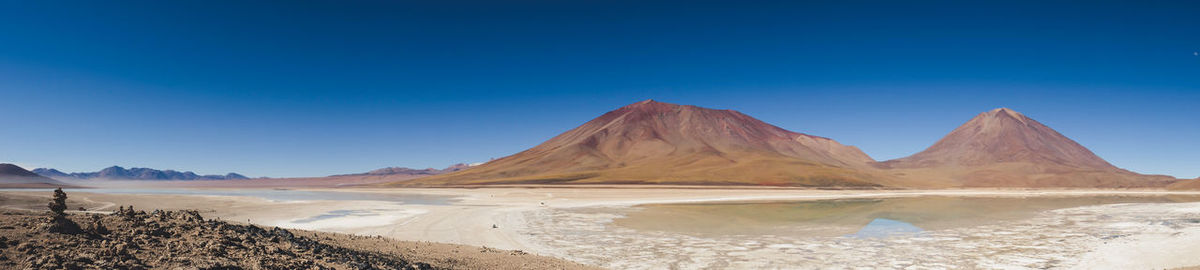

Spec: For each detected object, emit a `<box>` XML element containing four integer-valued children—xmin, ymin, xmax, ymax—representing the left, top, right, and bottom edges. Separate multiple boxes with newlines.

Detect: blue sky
<box><xmin>0</xmin><ymin>1</ymin><xmax>1197</xmax><ymax>178</ymax></box>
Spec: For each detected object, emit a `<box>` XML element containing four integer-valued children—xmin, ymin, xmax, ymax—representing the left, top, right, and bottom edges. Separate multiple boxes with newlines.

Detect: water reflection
<box><xmin>291</xmin><ymin>209</ymin><xmax>379</xmax><ymax>223</ymax></box>
<box><xmin>613</xmin><ymin>195</ymin><xmax>1200</xmax><ymax>237</ymax></box>
<box><xmin>848</xmin><ymin>218</ymin><xmax>923</xmax><ymax>238</ymax></box>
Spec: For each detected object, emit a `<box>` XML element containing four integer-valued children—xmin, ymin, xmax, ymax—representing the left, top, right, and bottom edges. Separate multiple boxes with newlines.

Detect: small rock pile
<box><xmin>0</xmin><ymin>190</ymin><xmax>435</xmax><ymax>269</ymax></box>
<box><xmin>35</xmin><ymin>188</ymin><xmax>82</xmax><ymax>234</ymax></box>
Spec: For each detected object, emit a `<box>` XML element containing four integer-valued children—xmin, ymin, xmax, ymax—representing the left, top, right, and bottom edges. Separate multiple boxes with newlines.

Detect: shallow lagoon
<box><xmin>613</xmin><ymin>195</ymin><xmax>1200</xmax><ymax>237</ymax></box>
<box><xmin>525</xmin><ymin>195</ymin><xmax>1200</xmax><ymax>269</ymax></box>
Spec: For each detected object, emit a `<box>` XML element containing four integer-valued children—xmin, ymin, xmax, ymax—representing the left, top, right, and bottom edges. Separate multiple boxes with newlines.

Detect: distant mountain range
<box><xmin>395</xmin><ymin>100</ymin><xmax>1183</xmax><ymax>188</ymax></box>
<box><xmin>334</xmin><ymin>163</ymin><xmax>475</xmax><ymax>177</ymax></box>
<box><xmin>33</xmin><ymin>166</ymin><xmax>248</xmax><ymax>181</ymax></box>
<box><xmin>209</xmin><ymin>163</ymin><xmax>484</xmax><ymax>188</ymax></box>
<box><xmin>0</xmin><ymin>163</ymin><xmax>73</xmax><ymax>188</ymax></box>
<box><xmin>9</xmin><ymin>100</ymin><xmax>1189</xmax><ymax>189</ymax></box>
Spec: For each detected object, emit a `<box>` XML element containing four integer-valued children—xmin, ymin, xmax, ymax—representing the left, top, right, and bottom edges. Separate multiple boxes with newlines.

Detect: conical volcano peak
<box><xmin>615</xmin><ymin>99</ymin><xmax>695</xmax><ymax>114</ymax></box>
<box><xmin>402</xmin><ymin>100</ymin><xmax>888</xmax><ymax>187</ymax></box>
<box><xmin>981</xmin><ymin>107</ymin><xmax>1029</xmax><ymax>122</ymax></box>
<box><xmin>890</xmin><ymin>108</ymin><xmax>1112</xmax><ymax>169</ymax></box>
<box><xmin>990</xmin><ymin>107</ymin><xmax>1021</xmax><ymax>116</ymax></box>
<box><xmin>623</xmin><ymin>98</ymin><xmax>672</xmax><ymax>108</ymax></box>
<box><xmin>633</xmin><ymin>99</ymin><xmax>658</xmax><ymax>105</ymax></box>
<box><xmin>879</xmin><ymin>108</ymin><xmax>1176</xmax><ymax>188</ymax></box>
<box><xmin>596</xmin><ymin>100</ymin><xmax>834</xmax><ymax>147</ymax></box>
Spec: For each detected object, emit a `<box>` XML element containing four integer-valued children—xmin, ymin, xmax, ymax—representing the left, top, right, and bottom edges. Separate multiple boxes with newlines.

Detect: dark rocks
<box><xmin>0</xmin><ymin>188</ymin><xmax>595</xmax><ymax>270</ymax></box>
<box><xmin>87</xmin><ymin>214</ymin><xmax>110</xmax><ymax>235</ymax></box>
<box><xmin>48</xmin><ymin>189</ymin><xmax>67</xmax><ymax>215</ymax></box>
<box><xmin>16</xmin><ymin>242</ymin><xmax>35</xmax><ymax>253</ymax></box>
<box><xmin>37</xmin><ymin>188</ymin><xmax>82</xmax><ymax>234</ymax></box>
<box><xmin>1</xmin><ymin>204</ymin><xmax>433</xmax><ymax>269</ymax></box>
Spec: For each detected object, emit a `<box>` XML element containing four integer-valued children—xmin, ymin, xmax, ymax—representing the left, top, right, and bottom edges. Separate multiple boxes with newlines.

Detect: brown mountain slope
<box><xmin>880</xmin><ymin>108</ymin><xmax>1176</xmax><ymax>188</ymax></box>
<box><xmin>1168</xmin><ymin>177</ymin><xmax>1200</xmax><ymax>190</ymax></box>
<box><xmin>395</xmin><ymin>100</ymin><xmax>894</xmax><ymax>187</ymax></box>
<box><xmin>0</xmin><ymin>163</ymin><xmax>73</xmax><ymax>188</ymax></box>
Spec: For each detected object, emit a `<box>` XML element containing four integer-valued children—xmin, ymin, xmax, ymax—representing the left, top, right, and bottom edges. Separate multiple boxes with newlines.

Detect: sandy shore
<box><xmin>4</xmin><ymin>187</ymin><xmax>1200</xmax><ymax>269</ymax></box>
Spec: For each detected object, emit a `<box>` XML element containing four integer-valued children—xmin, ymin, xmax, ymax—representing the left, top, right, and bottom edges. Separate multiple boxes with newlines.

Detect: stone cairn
<box><xmin>39</xmin><ymin>188</ymin><xmax>81</xmax><ymax>234</ymax></box>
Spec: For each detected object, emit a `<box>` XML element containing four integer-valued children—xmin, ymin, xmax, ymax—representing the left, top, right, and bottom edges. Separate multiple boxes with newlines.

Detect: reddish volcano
<box><xmin>400</xmin><ymin>100</ymin><xmax>892</xmax><ymax>187</ymax></box>
<box><xmin>881</xmin><ymin>108</ymin><xmax>1175</xmax><ymax>188</ymax></box>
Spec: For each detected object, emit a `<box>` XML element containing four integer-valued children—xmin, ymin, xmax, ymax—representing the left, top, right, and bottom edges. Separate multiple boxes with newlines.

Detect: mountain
<box><xmin>33</xmin><ymin>166</ymin><xmax>249</xmax><ymax>181</ymax></box>
<box><xmin>192</xmin><ymin>163</ymin><xmax>484</xmax><ymax>188</ymax></box>
<box><xmin>30</xmin><ymin>168</ymin><xmax>70</xmax><ymax>179</ymax></box>
<box><xmin>1168</xmin><ymin>177</ymin><xmax>1200</xmax><ymax>190</ymax></box>
<box><xmin>336</xmin><ymin>163</ymin><xmax>476</xmax><ymax>177</ymax></box>
<box><xmin>880</xmin><ymin>108</ymin><xmax>1176</xmax><ymax>188</ymax></box>
<box><xmin>0</xmin><ymin>163</ymin><xmax>73</xmax><ymax>188</ymax></box>
<box><xmin>396</xmin><ymin>100</ymin><xmax>893</xmax><ymax>187</ymax></box>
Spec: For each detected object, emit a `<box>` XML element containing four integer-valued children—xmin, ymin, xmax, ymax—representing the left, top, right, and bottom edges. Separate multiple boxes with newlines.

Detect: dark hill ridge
<box><xmin>0</xmin><ymin>163</ymin><xmax>73</xmax><ymax>188</ymax></box>
<box><xmin>33</xmin><ymin>166</ymin><xmax>248</xmax><ymax>181</ymax></box>
<box><xmin>880</xmin><ymin>108</ymin><xmax>1175</xmax><ymax>188</ymax></box>
<box><xmin>399</xmin><ymin>100</ymin><xmax>896</xmax><ymax>187</ymax></box>
<box><xmin>0</xmin><ymin>163</ymin><xmax>42</xmax><ymax>178</ymax></box>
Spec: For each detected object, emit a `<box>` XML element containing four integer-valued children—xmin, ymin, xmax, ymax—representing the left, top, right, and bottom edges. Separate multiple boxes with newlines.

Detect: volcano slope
<box><xmin>398</xmin><ymin>100</ymin><xmax>895</xmax><ymax>187</ymax></box>
<box><xmin>879</xmin><ymin>108</ymin><xmax>1176</xmax><ymax>188</ymax></box>
<box><xmin>1168</xmin><ymin>177</ymin><xmax>1200</xmax><ymax>190</ymax></box>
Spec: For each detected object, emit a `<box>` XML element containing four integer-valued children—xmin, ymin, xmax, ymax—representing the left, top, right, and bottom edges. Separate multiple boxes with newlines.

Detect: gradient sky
<box><xmin>1</xmin><ymin>1</ymin><xmax>1197</xmax><ymax>178</ymax></box>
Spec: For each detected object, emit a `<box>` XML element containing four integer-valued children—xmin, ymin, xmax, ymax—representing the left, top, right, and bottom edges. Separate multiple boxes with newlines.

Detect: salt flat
<box><xmin>3</xmin><ymin>187</ymin><xmax>1199</xmax><ymax>269</ymax></box>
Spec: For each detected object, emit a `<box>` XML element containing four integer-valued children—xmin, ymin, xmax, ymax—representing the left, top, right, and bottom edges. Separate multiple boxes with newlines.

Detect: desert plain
<box><xmin>4</xmin><ymin>102</ymin><xmax>1198</xmax><ymax>269</ymax></box>
<box><xmin>4</xmin><ymin>187</ymin><xmax>1200</xmax><ymax>269</ymax></box>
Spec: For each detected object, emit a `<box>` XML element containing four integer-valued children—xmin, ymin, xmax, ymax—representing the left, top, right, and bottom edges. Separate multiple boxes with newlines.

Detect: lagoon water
<box><xmin>524</xmin><ymin>195</ymin><xmax>1200</xmax><ymax>269</ymax></box>
<box><xmin>849</xmin><ymin>218</ymin><xmax>924</xmax><ymax>238</ymax></box>
<box><xmin>611</xmin><ymin>195</ymin><xmax>1200</xmax><ymax>237</ymax></box>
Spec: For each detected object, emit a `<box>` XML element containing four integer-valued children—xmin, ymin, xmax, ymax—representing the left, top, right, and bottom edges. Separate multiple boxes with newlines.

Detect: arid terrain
<box><xmin>4</xmin><ymin>0</ymin><xmax>1195</xmax><ymax>268</ymax></box>
<box><xmin>2</xmin><ymin>102</ymin><xmax>1195</xmax><ymax>269</ymax></box>
<box><xmin>0</xmin><ymin>190</ymin><xmax>595</xmax><ymax>269</ymax></box>
<box><xmin>4</xmin><ymin>187</ymin><xmax>1200</xmax><ymax>269</ymax></box>
<box><xmin>1171</xmin><ymin>178</ymin><xmax>1200</xmax><ymax>190</ymax></box>
<box><xmin>12</xmin><ymin>102</ymin><xmax>1190</xmax><ymax>191</ymax></box>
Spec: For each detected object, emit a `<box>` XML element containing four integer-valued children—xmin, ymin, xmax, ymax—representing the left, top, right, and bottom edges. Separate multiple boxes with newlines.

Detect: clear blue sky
<box><xmin>1</xmin><ymin>1</ymin><xmax>1197</xmax><ymax>178</ymax></box>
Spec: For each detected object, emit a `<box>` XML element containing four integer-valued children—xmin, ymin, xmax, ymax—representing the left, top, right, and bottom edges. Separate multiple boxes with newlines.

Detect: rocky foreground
<box><xmin>0</xmin><ymin>191</ymin><xmax>595</xmax><ymax>269</ymax></box>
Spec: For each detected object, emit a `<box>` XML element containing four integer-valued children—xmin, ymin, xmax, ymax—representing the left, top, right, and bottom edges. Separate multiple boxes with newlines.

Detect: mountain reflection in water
<box><xmin>848</xmin><ymin>218</ymin><xmax>924</xmax><ymax>238</ymax></box>
<box><xmin>613</xmin><ymin>195</ymin><xmax>1200</xmax><ymax>237</ymax></box>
